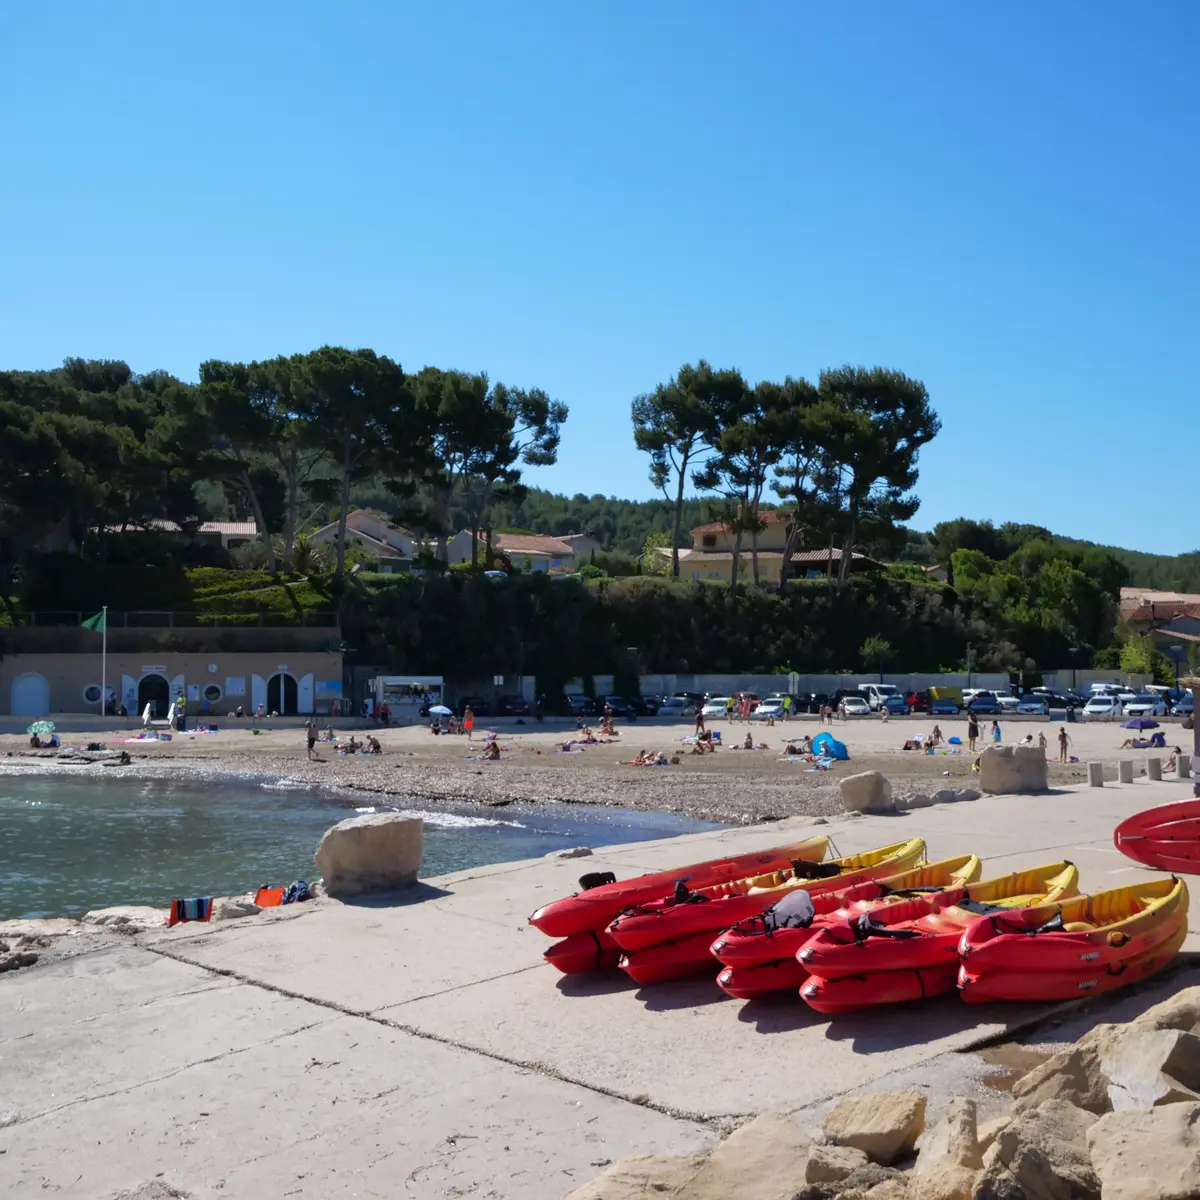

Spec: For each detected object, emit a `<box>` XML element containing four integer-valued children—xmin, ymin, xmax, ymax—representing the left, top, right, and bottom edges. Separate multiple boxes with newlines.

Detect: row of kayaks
<box><xmin>529</xmin><ymin>832</ymin><xmax>1189</xmax><ymax>1012</ymax></box>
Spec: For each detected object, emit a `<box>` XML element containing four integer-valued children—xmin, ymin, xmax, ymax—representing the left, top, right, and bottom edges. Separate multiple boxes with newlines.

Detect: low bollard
<box><xmin>1118</xmin><ymin>759</ymin><xmax>1134</xmax><ymax>784</ymax></box>
<box><xmin>1180</xmin><ymin>754</ymin><xmax>1193</xmax><ymax>779</ymax></box>
<box><xmin>1087</xmin><ymin>761</ymin><xmax>1104</xmax><ymax>787</ymax></box>
<box><xmin>1147</xmin><ymin>757</ymin><xmax>1163</xmax><ymax>781</ymax></box>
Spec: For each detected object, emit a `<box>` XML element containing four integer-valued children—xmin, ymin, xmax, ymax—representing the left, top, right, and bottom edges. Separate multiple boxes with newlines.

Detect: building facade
<box><xmin>445</xmin><ymin>531</ymin><xmax>576</xmax><ymax>572</ymax></box>
<box><xmin>2</xmin><ymin>651</ymin><xmax>344</xmax><ymax>717</ymax></box>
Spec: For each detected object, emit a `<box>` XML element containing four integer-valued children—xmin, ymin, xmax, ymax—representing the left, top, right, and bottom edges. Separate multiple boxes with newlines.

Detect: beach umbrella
<box><xmin>429</xmin><ymin>705</ymin><xmax>453</xmax><ymax>716</ymax></box>
<box><xmin>27</xmin><ymin>720</ymin><xmax>56</xmax><ymax>735</ymax></box>
<box><xmin>1122</xmin><ymin>718</ymin><xmax>1159</xmax><ymax>730</ymax></box>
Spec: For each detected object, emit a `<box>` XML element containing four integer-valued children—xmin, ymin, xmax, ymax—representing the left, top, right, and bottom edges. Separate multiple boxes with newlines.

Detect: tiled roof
<box><xmin>487</xmin><ymin>533</ymin><xmax>575</xmax><ymax>556</ymax></box>
<box><xmin>691</xmin><ymin>510</ymin><xmax>789</xmax><ymax>535</ymax></box>
<box><xmin>665</xmin><ymin>547</ymin><xmax>882</xmax><ymax>567</ymax></box>
<box><xmin>100</xmin><ymin>520</ymin><xmax>258</xmax><ymax>535</ymax></box>
<box><xmin>1124</xmin><ymin>600</ymin><xmax>1200</xmax><ymax>623</ymax></box>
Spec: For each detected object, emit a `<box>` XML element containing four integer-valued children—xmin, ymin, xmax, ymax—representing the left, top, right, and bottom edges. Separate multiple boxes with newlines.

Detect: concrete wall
<box><xmin>2</xmin><ymin>651</ymin><xmax>343</xmax><ymax>717</ymax></box>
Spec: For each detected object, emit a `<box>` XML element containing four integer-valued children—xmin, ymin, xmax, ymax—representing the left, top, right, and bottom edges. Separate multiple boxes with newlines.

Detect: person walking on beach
<box><xmin>1058</xmin><ymin>726</ymin><xmax>1070</xmax><ymax>762</ymax></box>
<box><xmin>695</xmin><ymin>707</ymin><xmax>705</xmax><ymax>736</ymax></box>
<box><xmin>305</xmin><ymin>716</ymin><xmax>319</xmax><ymax>760</ymax></box>
<box><xmin>991</xmin><ymin>719</ymin><xmax>1002</xmax><ymax>745</ymax></box>
<box><xmin>967</xmin><ymin>712</ymin><xmax>979</xmax><ymax>753</ymax></box>
<box><xmin>463</xmin><ymin>705</ymin><xmax>475</xmax><ymax>742</ymax></box>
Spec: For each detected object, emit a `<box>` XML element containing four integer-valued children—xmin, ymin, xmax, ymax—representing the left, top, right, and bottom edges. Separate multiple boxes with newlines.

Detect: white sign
<box><xmin>276</xmin><ymin>664</ymin><xmax>289</xmax><ymax>672</ymax></box>
<box><xmin>141</xmin><ymin>665</ymin><xmax>167</xmax><ymax>674</ymax></box>
<box><xmin>225</xmin><ymin>676</ymin><xmax>247</xmax><ymax>697</ymax></box>
<box><xmin>493</xmin><ymin>675</ymin><xmax>504</xmax><ymax>686</ymax></box>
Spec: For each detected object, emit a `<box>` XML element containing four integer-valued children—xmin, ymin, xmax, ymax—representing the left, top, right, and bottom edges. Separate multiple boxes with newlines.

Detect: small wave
<box><xmin>259</xmin><ymin>779</ymin><xmax>307</xmax><ymax>791</ymax></box>
<box><xmin>392</xmin><ymin>808</ymin><xmax>526</xmax><ymax>830</ymax></box>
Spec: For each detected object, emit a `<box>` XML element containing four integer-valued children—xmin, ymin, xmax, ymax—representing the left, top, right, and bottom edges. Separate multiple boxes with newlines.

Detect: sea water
<box><xmin>0</xmin><ymin>773</ymin><xmax>722</xmax><ymax>919</ymax></box>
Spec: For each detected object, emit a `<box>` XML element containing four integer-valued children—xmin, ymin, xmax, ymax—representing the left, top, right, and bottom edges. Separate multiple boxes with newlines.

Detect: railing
<box><xmin>17</xmin><ymin>610</ymin><xmax>341</xmax><ymax>629</ymax></box>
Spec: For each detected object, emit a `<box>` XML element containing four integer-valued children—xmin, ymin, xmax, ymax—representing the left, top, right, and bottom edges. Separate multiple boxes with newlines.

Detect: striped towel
<box><xmin>166</xmin><ymin>897</ymin><xmax>213</xmax><ymax>927</ymax></box>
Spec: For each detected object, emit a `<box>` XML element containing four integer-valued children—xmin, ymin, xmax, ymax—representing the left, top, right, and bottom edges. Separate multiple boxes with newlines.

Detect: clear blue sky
<box><xmin>2</xmin><ymin>3</ymin><xmax>1196</xmax><ymax>554</ymax></box>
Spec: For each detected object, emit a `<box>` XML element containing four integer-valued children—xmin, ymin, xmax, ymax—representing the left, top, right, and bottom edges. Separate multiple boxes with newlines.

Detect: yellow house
<box><xmin>657</xmin><ymin>511</ymin><xmax>884</xmax><ymax>584</ymax></box>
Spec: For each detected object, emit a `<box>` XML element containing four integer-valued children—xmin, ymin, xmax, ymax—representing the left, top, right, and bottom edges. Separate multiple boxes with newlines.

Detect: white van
<box><xmin>857</xmin><ymin>683</ymin><xmax>898</xmax><ymax>711</ymax></box>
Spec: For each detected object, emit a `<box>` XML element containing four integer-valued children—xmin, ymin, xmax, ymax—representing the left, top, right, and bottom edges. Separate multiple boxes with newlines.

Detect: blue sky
<box><xmin>2</xmin><ymin>3</ymin><xmax>1196</xmax><ymax>554</ymax></box>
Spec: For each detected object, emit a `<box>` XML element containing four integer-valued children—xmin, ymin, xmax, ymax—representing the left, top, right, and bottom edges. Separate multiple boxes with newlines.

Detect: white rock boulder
<box><xmin>1102</xmin><ymin>1028</ymin><xmax>1200</xmax><ymax>1110</ymax></box>
<box><xmin>911</xmin><ymin>1097</ymin><xmax>982</xmax><ymax>1200</ymax></box>
<box><xmin>839</xmin><ymin>771</ymin><xmax>894</xmax><ymax>814</ymax></box>
<box><xmin>82</xmin><ymin>906</ymin><xmax>165</xmax><ymax>930</ymax></box>
<box><xmin>1087</xmin><ymin>1102</ymin><xmax>1200</xmax><ymax>1200</ymax></box>
<box><xmin>315</xmin><ymin>813</ymin><xmax>423</xmax><ymax>897</ymax></box>
<box><xmin>821</xmin><ymin>1090</ymin><xmax>926</xmax><ymax>1165</ymax></box>
<box><xmin>978</xmin><ymin>745</ymin><xmax>1049</xmax><ymax>795</ymax></box>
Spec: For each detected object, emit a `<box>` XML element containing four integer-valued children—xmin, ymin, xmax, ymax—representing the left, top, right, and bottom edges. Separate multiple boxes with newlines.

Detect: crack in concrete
<box><xmin>142</xmin><ymin>942</ymin><xmax>731</xmax><ymax>1132</ymax></box>
<box><xmin>6</xmin><ymin>1017</ymin><xmax>332</xmax><ymax>1127</ymax></box>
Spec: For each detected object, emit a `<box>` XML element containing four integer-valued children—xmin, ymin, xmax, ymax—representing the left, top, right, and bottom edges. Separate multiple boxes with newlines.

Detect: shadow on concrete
<box><xmin>555</xmin><ymin>971</ymin><xmax>641</xmax><ymax>998</ymax></box>
<box><xmin>636</xmin><ymin>977</ymin><xmax>730</xmax><ymax>1010</ymax></box>
<box><xmin>337</xmin><ymin>882</ymin><xmax>454</xmax><ymax>908</ymax></box>
<box><xmin>822</xmin><ymin>995</ymin><xmax>991</xmax><ymax>1052</ymax></box>
<box><xmin>735</xmin><ymin>993</ymin><xmax>829</xmax><ymax>1034</ymax></box>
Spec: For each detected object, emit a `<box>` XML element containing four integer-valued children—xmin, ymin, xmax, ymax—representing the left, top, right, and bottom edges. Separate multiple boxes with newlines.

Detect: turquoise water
<box><xmin>0</xmin><ymin>773</ymin><xmax>722</xmax><ymax>919</ymax></box>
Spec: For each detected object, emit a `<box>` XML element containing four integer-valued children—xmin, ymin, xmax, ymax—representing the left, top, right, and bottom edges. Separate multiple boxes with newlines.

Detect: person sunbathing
<box><xmin>653</xmin><ymin>752</ymin><xmax>669</xmax><ymax>765</ymax></box>
<box><xmin>1120</xmin><ymin>737</ymin><xmax>1150</xmax><ymax>749</ymax></box>
<box><xmin>600</xmin><ymin>718</ymin><xmax>617</xmax><ymax>738</ymax></box>
<box><xmin>742</xmin><ymin>732</ymin><xmax>754</xmax><ymax>750</ymax></box>
<box><xmin>580</xmin><ymin>725</ymin><xmax>598</xmax><ymax>744</ymax></box>
<box><xmin>1165</xmin><ymin>747</ymin><xmax>1183</xmax><ymax>773</ymax></box>
<box><xmin>930</xmin><ymin>725</ymin><xmax>944</xmax><ymax>744</ymax></box>
<box><xmin>628</xmin><ymin>749</ymin><xmax>651</xmax><ymax>765</ymax></box>
<box><xmin>366</xmin><ymin>735</ymin><xmax>381</xmax><ymax>754</ymax></box>
<box><xmin>483</xmin><ymin>740</ymin><xmax>501</xmax><ymax>761</ymax></box>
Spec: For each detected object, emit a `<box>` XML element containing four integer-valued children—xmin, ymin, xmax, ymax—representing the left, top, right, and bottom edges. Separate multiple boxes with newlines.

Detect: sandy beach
<box><xmin>2</xmin><ymin>712</ymin><xmax>1189</xmax><ymax>824</ymax></box>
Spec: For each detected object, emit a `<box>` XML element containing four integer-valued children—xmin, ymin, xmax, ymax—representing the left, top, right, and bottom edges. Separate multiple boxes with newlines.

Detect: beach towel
<box><xmin>166</xmin><ymin>897</ymin><xmax>213</xmax><ymax>926</ymax></box>
<box><xmin>255</xmin><ymin>886</ymin><xmax>285</xmax><ymax>907</ymax></box>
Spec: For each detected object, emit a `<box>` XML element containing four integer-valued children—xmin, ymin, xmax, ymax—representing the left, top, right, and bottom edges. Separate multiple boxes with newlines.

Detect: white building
<box><xmin>310</xmin><ymin>509</ymin><xmax>419</xmax><ymax>572</ymax></box>
<box><xmin>445</xmin><ymin>531</ymin><xmax>577</xmax><ymax>573</ymax></box>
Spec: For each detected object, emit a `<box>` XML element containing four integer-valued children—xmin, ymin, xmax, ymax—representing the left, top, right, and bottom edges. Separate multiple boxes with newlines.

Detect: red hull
<box><xmin>544</xmin><ymin>928</ymin><xmax>622</xmax><ymax>974</ymax></box>
<box><xmin>1114</xmin><ymin>800</ymin><xmax>1200</xmax><ymax>874</ymax></box>
<box><xmin>801</xmin><ymin>964</ymin><xmax>958</xmax><ymax>1014</ymax></box>
<box><xmin>959</xmin><ymin>920</ymin><xmax>1186</xmax><ymax>1004</ymax></box>
<box><xmin>717</xmin><ymin>959</ymin><xmax>809</xmax><ymax>1000</ymax></box>
<box><xmin>529</xmin><ymin>838</ymin><xmax>827</xmax><ymax>937</ymax></box>
<box><xmin>618</xmin><ymin>932</ymin><xmax>721</xmax><ymax>985</ymax></box>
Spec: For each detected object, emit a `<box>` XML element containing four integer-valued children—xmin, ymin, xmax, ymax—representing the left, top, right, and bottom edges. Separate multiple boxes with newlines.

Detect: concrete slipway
<box><xmin>3</xmin><ymin>779</ymin><xmax>1199</xmax><ymax>1199</ymax></box>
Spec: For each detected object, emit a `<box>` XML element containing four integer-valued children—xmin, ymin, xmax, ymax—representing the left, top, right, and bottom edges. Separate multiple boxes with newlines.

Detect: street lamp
<box><xmin>1068</xmin><ymin>646</ymin><xmax>1078</xmax><ymax>694</ymax></box>
<box><xmin>1170</xmin><ymin>645</ymin><xmax>1184</xmax><ymax>698</ymax></box>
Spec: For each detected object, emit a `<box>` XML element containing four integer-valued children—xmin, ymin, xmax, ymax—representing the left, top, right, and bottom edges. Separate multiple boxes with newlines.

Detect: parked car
<box><xmin>1032</xmin><ymin>688</ymin><xmax>1084</xmax><ymax>709</ymax></box>
<box><xmin>882</xmin><ymin>693</ymin><xmax>911</xmax><ymax>716</ymax></box>
<box><xmin>658</xmin><ymin>696</ymin><xmax>695</xmax><ymax>718</ymax></box>
<box><xmin>456</xmin><ymin>695</ymin><xmax>492</xmax><ymax>717</ymax></box>
<box><xmin>1175</xmin><ymin>693</ymin><xmax>1195</xmax><ymax>717</ymax></box>
<box><xmin>1017</xmin><ymin>695</ymin><xmax>1050</xmax><ymax>715</ymax></box>
<box><xmin>839</xmin><ymin>695</ymin><xmax>872</xmax><ymax>717</ymax></box>
<box><xmin>930</xmin><ymin>696</ymin><xmax>960</xmax><ymax>715</ymax></box>
<box><xmin>496</xmin><ymin>694</ymin><xmax>530</xmax><ymax>716</ymax></box>
<box><xmin>907</xmin><ymin>690</ymin><xmax>932</xmax><ymax>713</ymax></box>
<box><xmin>564</xmin><ymin>693</ymin><xmax>596</xmax><ymax>717</ymax></box>
<box><xmin>992</xmin><ymin>689</ymin><xmax>1022</xmax><ymax>713</ymax></box>
<box><xmin>1122</xmin><ymin>694</ymin><xmax>1168</xmax><ymax>717</ymax></box>
<box><xmin>750</xmin><ymin>698</ymin><xmax>786</xmax><ymax>721</ymax></box>
<box><xmin>631</xmin><ymin>694</ymin><xmax>662</xmax><ymax>717</ymax></box>
<box><xmin>858</xmin><ymin>683</ymin><xmax>900</xmax><ymax>711</ymax></box>
<box><xmin>701</xmin><ymin>696</ymin><xmax>731</xmax><ymax>719</ymax></box>
<box><xmin>1082</xmin><ymin>695</ymin><xmax>1124</xmax><ymax>719</ymax></box>
<box><xmin>674</xmin><ymin>691</ymin><xmax>705</xmax><ymax>709</ymax></box>
<box><xmin>965</xmin><ymin>692</ymin><xmax>1002</xmax><ymax>714</ymax></box>
<box><xmin>800</xmin><ymin>692</ymin><xmax>832</xmax><ymax>714</ymax></box>
<box><xmin>602</xmin><ymin>696</ymin><xmax>637</xmax><ymax>719</ymax></box>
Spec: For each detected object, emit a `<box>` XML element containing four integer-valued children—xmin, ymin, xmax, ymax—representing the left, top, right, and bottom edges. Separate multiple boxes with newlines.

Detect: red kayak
<box><xmin>710</xmin><ymin>855</ymin><xmax>981</xmax><ymax>1000</ymax></box>
<box><xmin>530</xmin><ymin>835</ymin><xmax>829</xmax><ymax>940</ymax></box>
<box><xmin>960</xmin><ymin>919</ymin><xmax>1187</xmax><ymax>1004</ymax></box>
<box><xmin>1114</xmin><ymin>799</ymin><xmax>1200</xmax><ymax>874</ymax></box>
<box><xmin>543</xmin><ymin>927</ymin><xmax>623</xmax><ymax>974</ymax></box>
<box><xmin>613</xmin><ymin>840</ymin><xmax>925</xmax><ymax>985</ymax></box>
<box><xmin>797</xmin><ymin>862</ymin><xmax>1078</xmax><ymax>1012</ymax></box>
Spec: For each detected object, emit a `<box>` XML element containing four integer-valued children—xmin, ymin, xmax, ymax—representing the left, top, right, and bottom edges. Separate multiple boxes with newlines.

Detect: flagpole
<box><xmin>101</xmin><ymin>606</ymin><xmax>107</xmax><ymax>723</ymax></box>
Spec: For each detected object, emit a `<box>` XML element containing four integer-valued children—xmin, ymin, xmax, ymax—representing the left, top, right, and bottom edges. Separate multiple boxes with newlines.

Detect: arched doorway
<box><xmin>11</xmin><ymin>672</ymin><xmax>50</xmax><ymax>716</ymax></box>
<box><xmin>137</xmin><ymin>674</ymin><xmax>170</xmax><ymax>718</ymax></box>
<box><xmin>267</xmin><ymin>672</ymin><xmax>298</xmax><ymax>715</ymax></box>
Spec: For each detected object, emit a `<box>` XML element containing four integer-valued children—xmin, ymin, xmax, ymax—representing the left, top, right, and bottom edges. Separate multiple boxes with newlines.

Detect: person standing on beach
<box><xmin>463</xmin><ymin>705</ymin><xmax>475</xmax><ymax>742</ymax></box>
<box><xmin>305</xmin><ymin>716</ymin><xmax>319</xmax><ymax>760</ymax></box>
<box><xmin>1058</xmin><ymin>726</ymin><xmax>1070</xmax><ymax>762</ymax></box>
<box><xmin>991</xmin><ymin>719</ymin><xmax>1002</xmax><ymax>745</ymax></box>
<box><xmin>695</xmin><ymin>707</ymin><xmax>705</xmax><ymax>736</ymax></box>
<box><xmin>967</xmin><ymin>712</ymin><xmax>979</xmax><ymax>752</ymax></box>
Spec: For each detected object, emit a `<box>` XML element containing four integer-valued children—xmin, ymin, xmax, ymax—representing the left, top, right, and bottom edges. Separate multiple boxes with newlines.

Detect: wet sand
<box><xmin>2</xmin><ymin>712</ymin><xmax>1186</xmax><ymax>825</ymax></box>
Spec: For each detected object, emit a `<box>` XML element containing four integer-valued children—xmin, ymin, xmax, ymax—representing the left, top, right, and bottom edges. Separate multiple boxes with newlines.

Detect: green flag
<box><xmin>81</xmin><ymin>610</ymin><xmax>106</xmax><ymax>632</ymax></box>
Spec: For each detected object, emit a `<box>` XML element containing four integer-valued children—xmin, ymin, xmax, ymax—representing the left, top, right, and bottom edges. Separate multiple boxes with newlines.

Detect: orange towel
<box><xmin>254</xmin><ymin>886</ymin><xmax>285</xmax><ymax>908</ymax></box>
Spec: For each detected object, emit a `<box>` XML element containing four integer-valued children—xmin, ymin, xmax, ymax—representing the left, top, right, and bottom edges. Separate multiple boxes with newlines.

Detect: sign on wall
<box><xmin>225</xmin><ymin>677</ymin><xmax>247</xmax><ymax>697</ymax></box>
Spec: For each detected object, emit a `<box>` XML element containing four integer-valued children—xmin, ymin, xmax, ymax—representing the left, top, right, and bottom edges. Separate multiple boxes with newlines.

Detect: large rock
<box><xmin>840</xmin><ymin>771</ymin><xmax>894</xmax><ymax>814</ymax></box>
<box><xmin>804</xmin><ymin>1143</ymin><xmax>870</xmax><ymax>1183</ymax></box>
<box><xmin>211</xmin><ymin>897</ymin><xmax>261</xmax><ymax>921</ymax></box>
<box><xmin>911</xmin><ymin>1098</ymin><xmax>982</xmax><ymax>1200</ymax></box>
<box><xmin>1133</xmin><ymin>985</ymin><xmax>1200</xmax><ymax>1034</ymax></box>
<box><xmin>82</xmin><ymin>906</ymin><xmax>164</xmax><ymax>930</ymax></box>
<box><xmin>793</xmin><ymin>1164</ymin><xmax>904</xmax><ymax>1200</ymax></box>
<box><xmin>978</xmin><ymin>745</ymin><xmax>1048</xmax><ymax>794</ymax></box>
<box><xmin>314</xmin><ymin>813</ymin><xmax>423</xmax><ymax>897</ymax></box>
<box><xmin>985</xmin><ymin>1099</ymin><xmax>1098</xmax><ymax>1200</ymax></box>
<box><xmin>1087</xmin><ymin>1102</ymin><xmax>1200</xmax><ymax>1200</ymax></box>
<box><xmin>1102</xmin><ymin>1028</ymin><xmax>1200</xmax><ymax>1110</ymax></box>
<box><xmin>565</xmin><ymin>1112</ymin><xmax>809</xmax><ymax>1200</ymax></box>
<box><xmin>1011</xmin><ymin>1026</ymin><xmax>1124</xmax><ymax>1114</ymax></box>
<box><xmin>822</xmin><ymin>1090</ymin><xmax>926</xmax><ymax>1165</ymax></box>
